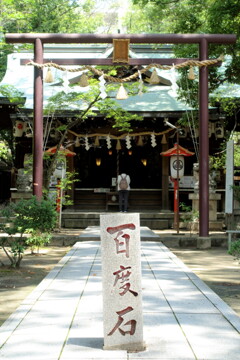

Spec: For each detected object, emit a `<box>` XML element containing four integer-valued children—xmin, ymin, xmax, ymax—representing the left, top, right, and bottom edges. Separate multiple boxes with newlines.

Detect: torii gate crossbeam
<box><xmin>5</xmin><ymin>33</ymin><xmax>236</xmax><ymax>238</ymax></box>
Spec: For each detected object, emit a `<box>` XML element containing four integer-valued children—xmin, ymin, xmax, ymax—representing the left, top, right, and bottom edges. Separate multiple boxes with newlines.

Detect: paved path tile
<box><xmin>0</xmin><ymin>239</ymin><xmax>239</xmax><ymax>360</ymax></box>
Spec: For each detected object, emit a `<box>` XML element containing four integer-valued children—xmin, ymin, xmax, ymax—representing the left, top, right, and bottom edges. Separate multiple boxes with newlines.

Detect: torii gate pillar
<box><xmin>199</xmin><ymin>38</ymin><xmax>209</xmax><ymax>236</ymax></box>
<box><xmin>33</xmin><ymin>38</ymin><xmax>43</xmax><ymax>200</ymax></box>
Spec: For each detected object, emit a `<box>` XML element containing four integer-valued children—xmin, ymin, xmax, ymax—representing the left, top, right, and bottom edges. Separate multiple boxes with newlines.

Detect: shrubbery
<box><xmin>228</xmin><ymin>239</ymin><xmax>240</xmax><ymax>263</ymax></box>
<box><xmin>0</xmin><ymin>196</ymin><xmax>57</xmax><ymax>268</ymax></box>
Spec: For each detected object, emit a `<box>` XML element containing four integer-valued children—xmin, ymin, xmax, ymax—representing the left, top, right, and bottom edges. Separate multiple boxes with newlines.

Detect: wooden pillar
<box><xmin>199</xmin><ymin>38</ymin><xmax>209</xmax><ymax>237</ymax></box>
<box><xmin>161</xmin><ymin>134</ymin><xmax>169</xmax><ymax>211</ymax></box>
<box><xmin>33</xmin><ymin>38</ymin><xmax>43</xmax><ymax>199</ymax></box>
<box><xmin>67</xmin><ymin>132</ymin><xmax>75</xmax><ymax>202</ymax></box>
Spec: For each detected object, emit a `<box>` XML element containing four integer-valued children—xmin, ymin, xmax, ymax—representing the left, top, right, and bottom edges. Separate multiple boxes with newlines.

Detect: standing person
<box><xmin>118</xmin><ymin>173</ymin><xmax>130</xmax><ymax>212</ymax></box>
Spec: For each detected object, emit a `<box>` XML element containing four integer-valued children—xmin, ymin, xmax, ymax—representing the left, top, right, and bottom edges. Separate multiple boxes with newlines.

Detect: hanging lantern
<box><xmin>116</xmin><ymin>139</ymin><xmax>122</xmax><ymax>150</ymax></box>
<box><xmin>188</xmin><ymin>66</ymin><xmax>195</xmax><ymax>80</ymax></box>
<box><xmin>44</xmin><ymin>67</ymin><xmax>54</xmax><ymax>83</ymax></box>
<box><xmin>96</xmin><ymin>158</ymin><xmax>101</xmax><ymax>166</ymax></box>
<box><xmin>108</xmin><ymin>150</ymin><xmax>113</xmax><ymax>155</ymax></box>
<box><xmin>79</xmin><ymin>73</ymin><xmax>89</xmax><ymax>87</ymax></box>
<box><xmin>149</xmin><ymin>68</ymin><xmax>160</xmax><ymax>84</ymax></box>
<box><xmin>161</xmin><ymin>144</ymin><xmax>194</xmax><ymax>179</ymax></box>
<box><xmin>94</xmin><ymin>136</ymin><xmax>100</xmax><ymax>147</ymax></box>
<box><xmin>170</xmin><ymin>155</ymin><xmax>185</xmax><ymax>179</ymax></box>
<box><xmin>141</xmin><ymin>158</ymin><xmax>147</xmax><ymax>166</ymax></box>
<box><xmin>116</xmin><ymin>83</ymin><xmax>128</xmax><ymax>100</ymax></box>
<box><xmin>128</xmin><ymin>150</ymin><xmax>132</xmax><ymax>156</ymax></box>
<box><xmin>14</xmin><ymin>120</ymin><xmax>25</xmax><ymax>137</ymax></box>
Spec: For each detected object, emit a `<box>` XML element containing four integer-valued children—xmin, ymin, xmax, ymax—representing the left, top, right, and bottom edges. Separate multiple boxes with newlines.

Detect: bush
<box><xmin>179</xmin><ymin>202</ymin><xmax>199</xmax><ymax>235</ymax></box>
<box><xmin>228</xmin><ymin>239</ymin><xmax>240</xmax><ymax>263</ymax></box>
<box><xmin>0</xmin><ymin>196</ymin><xmax>57</xmax><ymax>267</ymax></box>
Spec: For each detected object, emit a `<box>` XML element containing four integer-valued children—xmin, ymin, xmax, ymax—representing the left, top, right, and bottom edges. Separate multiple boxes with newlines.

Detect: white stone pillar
<box><xmin>225</xmin><ymin>140</ymin><xmax>234</xmax><ymax>214</ymax></box>
<box><xmin>100</xmin><ymin>213</ymin><xmax>145</xmax><ymax>352</ymax></box>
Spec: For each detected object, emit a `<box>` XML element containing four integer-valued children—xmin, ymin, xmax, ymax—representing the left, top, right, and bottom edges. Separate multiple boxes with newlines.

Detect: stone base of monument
<box><xmin>103</xmin><ymin>341</ymin><xmax>146</xmax><ymax>352</ymax></box>
<box><xmin>197</xmin><ymin>236</ymin><xmax>211</xmax><ymax>249</ymax></box>
<box><xmin>11</xmin><ymin>190</ymin><xmax>32</xmax><ymax>202</ymax></box>
<box><xmin>189</xmin><ymin>192</ymin><xmax>221</xmax><ymax>219</ymax></box>
<box><xmin>189</xmin><ymin>192</ymin><xmax>223</xmax><ymax>231</ymax></box>
<box><xmin>189</xmin><ymin>220</ymin><xmax>224</xmax><ymax>231</ymax></box>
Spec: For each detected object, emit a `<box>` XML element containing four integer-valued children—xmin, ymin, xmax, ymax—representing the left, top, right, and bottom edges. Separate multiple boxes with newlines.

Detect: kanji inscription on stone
<box><xmin>100</xmin><ymin>213</ymin><xmax>145</xmax><ymax>351</ymax></box>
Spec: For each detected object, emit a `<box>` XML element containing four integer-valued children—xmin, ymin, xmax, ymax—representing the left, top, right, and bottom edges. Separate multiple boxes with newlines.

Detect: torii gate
<box><xmin>5</xmin><ymin>33</ymin><xmax>236</xmax><ymax>238</ymax></box>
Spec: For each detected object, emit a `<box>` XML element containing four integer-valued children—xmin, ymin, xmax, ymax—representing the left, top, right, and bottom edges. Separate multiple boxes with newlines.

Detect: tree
<box><xmin>130</xmin><ymin>0</ymin><xmax>240</xmax><ymax>84</ymax></box>
<box><xmin>0</xmin><ymin>0</ymin><xmax>104</xmax><ymax>79</ymax></box>
<box><xmin>0</xmin><ymin>0</ymin><xmax>103</xmax><ymax>33</ymax></box>
<box><xmin>0</xmin><ymin>196</ymin><xmax>57</xmax><ymax>267</ymax></box>
<box><xmin>42</xmin><ymin>78</ymin><xmax>142</xmax><ymax>191</ymax></box>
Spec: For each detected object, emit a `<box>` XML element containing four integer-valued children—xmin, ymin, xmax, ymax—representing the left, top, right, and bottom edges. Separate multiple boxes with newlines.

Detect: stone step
<box><xmin>61</xmin><ymin>211</ymin><xmax>225</xmax><ymax>230</ymax></box>
<box><xmin>61</xmin><ymin>217</ymin><xmax>169</xmax><ymax>230</ymax></box>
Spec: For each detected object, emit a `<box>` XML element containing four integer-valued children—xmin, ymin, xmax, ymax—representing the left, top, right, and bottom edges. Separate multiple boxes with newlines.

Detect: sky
<box><xmin>93</xmin><ymin>0</ymin><xmax>131</xmax><ymax>33</ymax></box>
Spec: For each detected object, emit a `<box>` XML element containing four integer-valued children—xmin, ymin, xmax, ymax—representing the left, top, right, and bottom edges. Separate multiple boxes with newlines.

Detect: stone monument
<box><xmin>100</xmin><ymin>213</ymin><xmax>145</xmax><ymax>352</ymax></box>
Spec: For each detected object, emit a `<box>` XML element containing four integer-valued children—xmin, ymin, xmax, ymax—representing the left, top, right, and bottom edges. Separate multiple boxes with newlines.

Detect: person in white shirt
<box><xmin>117</xmin><ymin>173</ymin><xmax>130</xmax><ymax>212</ymax></box>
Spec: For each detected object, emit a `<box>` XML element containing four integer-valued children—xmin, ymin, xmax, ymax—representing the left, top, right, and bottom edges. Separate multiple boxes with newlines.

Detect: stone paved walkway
<box><xmin>0</xmin><ymin>237</ymin><xmax>239</xmax><ymax>359</ymax></box>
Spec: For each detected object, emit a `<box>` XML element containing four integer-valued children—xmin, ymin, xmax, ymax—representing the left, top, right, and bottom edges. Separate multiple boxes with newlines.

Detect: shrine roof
<box><xmin>0</xmin><ymin>44</ymin><xmax>197</xmax><ymax>113</ymax></box>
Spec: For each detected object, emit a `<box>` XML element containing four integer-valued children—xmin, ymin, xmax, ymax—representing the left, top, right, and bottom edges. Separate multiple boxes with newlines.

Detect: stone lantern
<box><xmin>161</xmin><ymin>143</ymin><xmax>194</xmax><ymax>232</ymax></box>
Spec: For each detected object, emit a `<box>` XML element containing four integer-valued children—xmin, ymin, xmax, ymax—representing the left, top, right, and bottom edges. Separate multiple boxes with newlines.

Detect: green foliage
<box><xmin>0</xmin><ymin>236</ymin><xmax>27</xmax><ymax>268</ymax></box>
<box><xmin>231</xmin><ymin>185</ymin><xmax>240</xmax><ymax>203</ymax></box>
<box><xmin>57</xmin><ymin>170</ymin><xmax>78</xmax><ymax>207</ymax></box>
<box><xmin>211</xmin><ymin>95</ymin><xmax>240</xmax><ymax>118</ymax></box>
<box><xmin>44</xmin><ymin>81</ymin><xmax>142</xmax><ymax>133</ymax></box>
<box><xmin>228</xmin><ymin>239</ymin><xmax>240</xmax><ymax>263</ymax></box>
<box><xmin>180</xmin><ymin>202</ymin><xmax>199</xmax><ymax>221</ymax></box>
<box><xmin>0</xmin><ymin>85</ymin><xmax>25</xmax><ymax>104</ymax></box>
<box><xmin>25</xmin><ymin>232</ymin><xmax>51</xmax><ymax>254</ymax></box>
<box><xmin>0</xmin><ymin>196</ymin><xmax>57</xmax><ymax>267</ymax></box>
<box><xmin>43</xmin><ymin>82</ymin><xmax>142</xmax><ymax>190</ymax></box>
<box><xmin>234</xmin><ymin>141</ymin><xmax>240</xmax><ymax>168</ymax></box>
<box><xmin>130</xmin><ymin>0</ymin><xmax>240</xmax><ymax>117</ymax></box>
<box><xmin>0</xmin><ymin>0</ymin><xmax>103</xmax><ymax>78</ymax></box>
<box><xmin>0</xmin><ymin>0</ymin><xmax>103</xmax><ymax>34</ymax></box>
<box><xmin>208</xmin><ymin>135</ymin><xmax>240</xmax><ymax>175</ymax></box>
<box><xmin>210</xmin><ymin>153</ymin><xmax>226</xmax><ymax>171</ymax></box>
<box><xmin>180</xmin><ymin>202</ymin><xmax>199</xmax><ymax>235</ymax></box>
<box><xmin>0</xmin><ymin>140</ymin><xmax>11</xmax><ymax>165</ymax></box>
<box><xmin>124</xmin><ymin>1</ymin><xmax>167</xmax><ymax>33</ymax></box>
<box><xmin>11</xmin><ymin>196</ymin><xmax>57</xmax><ymax>233</ymax></box>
